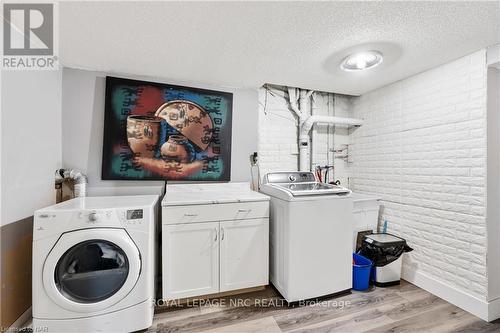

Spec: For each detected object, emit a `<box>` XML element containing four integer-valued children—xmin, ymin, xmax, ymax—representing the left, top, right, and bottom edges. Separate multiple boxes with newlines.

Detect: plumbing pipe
<box><xmin>298</xmin><ymin>89</ymin><xmax>308</xmax><ymax>117</ymax></box>
<box><xmin>299</xmin><ymin>133</ymin><xmax>311</xmax><ymax>171</ymax></box>
<box><xmin>301</xmin><ymin>115</ymin><xmax>364</xmax><ymax>136</ymax></box>
<box><xmin>56</xmin><ymin>168</ymin><xmax>88</xmax><ymax>198</ymax></box>
<box><xmin>287</xmin><ymin>87</ymin><xmax>302</xmax><ymax>119</ymax></box>
<box><xmin>307</xmin><ymin>91</ymin><xmax>318</xmax><ymax>171</ymax></box>
<box><xmin>55</xmin><ymin>170</ymin><xmax>64</xmax><ymax>203</ymax></box>
<box><xmin>297</xmin><ymin>89</ymin><xmax>313</xmax><ymax>170</ymax></box>
<box><xmin>298</xmin><ymin>89</ymin><xmax>313</xmax><ymax>124</ymax></box>
<box><xmin>299</xmin><ymin>115</ymin><xmax>363</xmax><ymax>171</ymax></box>
<box><xmin>305</xmin><ymin>90</ymin><xmax>314</xmax><ymax>100</ymax></box>
<box><xmin>288</xmin><ymin>87</ymin><xmax>313</xmax><ymax>124</ymax></box>
<box><xmin>286</xmin><ymin>87</ymin><xmax>357</xmax><ymax>172</ymax></box>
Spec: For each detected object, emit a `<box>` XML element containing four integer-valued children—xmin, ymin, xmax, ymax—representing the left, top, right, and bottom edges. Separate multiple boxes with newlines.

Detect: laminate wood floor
<box><xmin>148</xmin><ymin>281</ymin><xmax>500</xmax><ymax>333</ymax></box>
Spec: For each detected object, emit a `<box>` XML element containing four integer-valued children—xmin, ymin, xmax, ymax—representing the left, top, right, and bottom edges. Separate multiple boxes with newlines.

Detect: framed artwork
<box><xmin>102</xmin><ymin>76</ymin><xmax>233</xmax><ymax>181</ymax></box>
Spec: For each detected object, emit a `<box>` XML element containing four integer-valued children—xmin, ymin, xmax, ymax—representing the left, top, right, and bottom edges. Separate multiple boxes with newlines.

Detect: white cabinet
<box><xmin>219</xmin><ymin>218</ymin><xmax>269</xmax><ymax>292</ymax></box>
<box><xmin>163</xmin><ymin>222</ymin><xmax>219</xmax><ymax>300</ymax></box>
<box><xmin>162</xmin><ymin>202</ymin><xmax>269</xmax><ymax>224</ymax></box>
<box><xmin>352</xmin><ymin>193</ymin><xmax>380</xmax><ymax>250</ymax></box>
<box><xmin>162</xmin><ymin>199</ymin><xmax>270</xmax><ymax>300</ymax></box>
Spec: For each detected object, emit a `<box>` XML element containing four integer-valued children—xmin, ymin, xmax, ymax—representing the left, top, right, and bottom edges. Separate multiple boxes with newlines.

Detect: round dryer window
<box><xmin>42</xmin><ymin>228</ymin><xmax>141</xmax><ymax>313</ymax></box>
<box><xmin>55</xmin><ymin>239</ymin><xmax>129</xmax><ymax>303</ymax></box>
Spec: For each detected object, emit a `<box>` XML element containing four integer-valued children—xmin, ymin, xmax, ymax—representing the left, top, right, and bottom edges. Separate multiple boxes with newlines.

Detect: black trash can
<box><xmin>359</xmin><ymin>233</ymin><xmax>413</xmax><ymax>287</ymax></box>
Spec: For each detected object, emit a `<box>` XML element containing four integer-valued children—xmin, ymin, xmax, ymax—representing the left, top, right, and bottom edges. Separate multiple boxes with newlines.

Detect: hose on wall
<box><xmin>55</xmin><ymin>168</ymin><xmax>88</xmax><ymax>201</ymax></box>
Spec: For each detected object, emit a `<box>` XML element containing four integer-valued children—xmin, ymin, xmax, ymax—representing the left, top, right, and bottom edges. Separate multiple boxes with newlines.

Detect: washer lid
<box><xmin>272</xmin><ymin>182</ymin><xmax>351</xmax><ymax>196</ymax></box>
<box><xmin>262</xmin><ymin>172</ymin><xmax>351</xmax><ymax>196</ymax></box>
<box><xmin>42</xmin><ymin>228</ymin><xmax>141</xmax><ymax>313</ymax></box>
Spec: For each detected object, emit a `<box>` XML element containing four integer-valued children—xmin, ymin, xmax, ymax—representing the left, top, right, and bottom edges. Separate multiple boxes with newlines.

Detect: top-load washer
<box><xmin>260</xmin><ymin>172</ymin><xmax>353</xmax><ymax>302</ymax></box>
<box><xmin>32</xmin><ymin>195</ymin><xmax>158</xmax><ymax>333</ymax></box>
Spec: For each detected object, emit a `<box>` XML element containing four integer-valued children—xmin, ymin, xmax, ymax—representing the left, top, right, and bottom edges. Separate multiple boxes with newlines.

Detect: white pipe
<box><xmin>298</xmin><ymin>90</ymin><xmax>310</xmax><ymax>124</ymax></box>
<box><xmin>298</xmin><ymin>90</ymin><xmax>314</xmax><ymax>170</ymax></box>
<box><xmin>299</xmin><ymin>133</ymin><xmax>310</xmax><ymax>171</ymax></box>
<box><xmin>301</xmin><ymin>115</ymin><xmax>364</xmax><ymax>137</ymax></box>
<box><xmin>299</xmin><ymin>115</ymin><xmax>363</xmax><ymax>171</ymax></box>
<box><xmin>308</xmin><ymin>91</ymin><xmax>318</xmax><ymax>171</ymax></box>
<box><xmin>287</xmin><ymin>87</ymin><xmax>302</xmax><ymax>119</ymax></box>
<box><xmin>56</xmin><ymin>168</ymin><xmax>88</xmax><ymax>197</ymax></box>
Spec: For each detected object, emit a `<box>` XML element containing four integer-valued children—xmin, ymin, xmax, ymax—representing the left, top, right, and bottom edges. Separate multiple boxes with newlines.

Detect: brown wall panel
<box><xmin>0</xmin><ymin>217</ymin><xmax>33</xmax><ymax>330</ymax></box>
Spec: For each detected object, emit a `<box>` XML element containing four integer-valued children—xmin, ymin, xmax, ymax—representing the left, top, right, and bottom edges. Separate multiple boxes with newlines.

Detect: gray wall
<box><xmin>1</xmin><ymin>70</ymin><xmax>62</xmax><ymax>225</ymax></box>
<box><xmin>1</xmin><ymin>69</ymin><xmax>61</xmax><ymax>328</ymax></box>
<box><xmin>61</xmin><ymin>68</ymin><xmax>258</xmax><ymax>192</ymax></box>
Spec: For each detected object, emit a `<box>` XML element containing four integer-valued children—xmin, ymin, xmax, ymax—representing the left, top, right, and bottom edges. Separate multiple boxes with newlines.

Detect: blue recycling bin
<box><xmin>353</xmin><ymin>253</ymin><xmax>372</xmax><ymax>291</ymax></box>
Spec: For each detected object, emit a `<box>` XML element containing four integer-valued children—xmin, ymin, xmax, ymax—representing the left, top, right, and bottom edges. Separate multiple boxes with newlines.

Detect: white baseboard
<box><xmin>7</xmin><ymin>307</ymin><xmax>32</xmax><ymax>332</ymax></box>
<box><xmin>487</xmin><ymin>297</ymin><xmax>500</xmax><ymax>321</ymax></box>
<box><xmin>401</xmin><ymin>268</ymin><xmax>499</xmax><ymax>322</ymax></box>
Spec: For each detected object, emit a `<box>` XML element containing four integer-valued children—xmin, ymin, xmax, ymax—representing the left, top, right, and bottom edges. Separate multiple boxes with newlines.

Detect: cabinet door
<box><xmin>163</xmin><ymin>222</ymin><xmax>219</xmax><ymax>300</ymax></box>
<box><xmin>219</xmin><ymin>218</ymin><xmax>269</xmax><ymax>292</ymax></box>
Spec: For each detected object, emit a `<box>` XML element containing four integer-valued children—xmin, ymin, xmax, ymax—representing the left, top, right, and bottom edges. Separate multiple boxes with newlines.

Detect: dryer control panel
<box><xmin>118</xmin><ymin>208</ymin><xmax>145</xmax><ymax>225</ymax></box>
<box><xmin>33</xmin><ymin>195</ymin><xmax>157</xmax><ymax>240</ymax></box>
<box><xmin>127</xmin><ymin>209</ymin><xmax>143</xmax><ymax>220</ymax></box>
<box><xmin>78</xmin><ymin>210</ymin><xmax>113</xmax><ymax>225</ymax></box>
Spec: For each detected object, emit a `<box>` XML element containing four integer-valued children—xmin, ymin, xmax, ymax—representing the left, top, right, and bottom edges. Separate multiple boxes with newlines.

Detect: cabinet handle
<box><xmin>221</xmin><ymin>227</ymin><xmax>225</xmax><ymax>240</ymax></box>
<box><xmin>238</xmin><ymin>209</ymin><xmax>252</xmax><ymax>213</ymax></box>
<box><xmin>214</xmin><ymin>228</ymin><xmax>218</xmax><ymax>242</ymax></box>
<box><xmin>184</xmin><ymin>213</ymin><xmax>198</xmax><ymax>217</ymax></box>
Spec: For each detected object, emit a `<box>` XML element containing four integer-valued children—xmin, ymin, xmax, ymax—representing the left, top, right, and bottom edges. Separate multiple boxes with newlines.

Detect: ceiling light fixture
<box><xmin>340</xmin><ymin>50</ymin><xmax>383</xmax><ymax>71</ymax></box>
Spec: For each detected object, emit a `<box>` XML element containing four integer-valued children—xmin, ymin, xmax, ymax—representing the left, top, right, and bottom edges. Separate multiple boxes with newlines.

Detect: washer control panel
<box><xmin>264</xmin><ymin>172</ymin><xmax>316</xmax><ymax>184</ymax></box>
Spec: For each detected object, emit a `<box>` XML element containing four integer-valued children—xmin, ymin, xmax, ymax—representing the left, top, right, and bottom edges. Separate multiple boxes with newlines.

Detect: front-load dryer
<box><xmin>32</xmin><ymin>195</ymin><xmax>158</xmax><ymax>333</ymax></box>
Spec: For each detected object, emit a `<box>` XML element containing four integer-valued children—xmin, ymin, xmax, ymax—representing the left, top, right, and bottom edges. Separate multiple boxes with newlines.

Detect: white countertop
<box><xmin>162</xmin><ymin>182</ymin><xmax>270</xmax><ymax>206</ymax></box>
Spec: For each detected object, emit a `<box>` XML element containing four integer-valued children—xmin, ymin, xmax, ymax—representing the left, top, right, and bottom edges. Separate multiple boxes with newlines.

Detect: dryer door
<box><xmin>43</xmin><ymin>228</ymin><xmax>141</xmax><ymax>313</ymax></box>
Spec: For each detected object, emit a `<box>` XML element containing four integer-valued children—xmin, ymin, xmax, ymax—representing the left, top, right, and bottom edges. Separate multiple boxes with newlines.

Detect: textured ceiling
<box><xmin>60</xmin><ymin>1</ymin><xmax>500</xmax><ymax>95</ymax></box>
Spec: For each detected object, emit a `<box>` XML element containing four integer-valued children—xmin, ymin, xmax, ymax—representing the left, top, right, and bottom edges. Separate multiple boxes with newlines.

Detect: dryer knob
<box><xmin>88</xmin><ymin>212</ymin><xmax>99</xmax><ymax>223</ymax></box>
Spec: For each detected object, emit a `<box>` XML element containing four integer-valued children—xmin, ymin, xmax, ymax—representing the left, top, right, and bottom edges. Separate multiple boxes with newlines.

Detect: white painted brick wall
<box><xmin>350</xmin><ymin>50</ymin><xmax>488</xmax><ymax>299</ymax></box>
<box><xmin>258</xmin><ymin>86</ymin><xmax>300</xmax><ymax>175</ymax></box>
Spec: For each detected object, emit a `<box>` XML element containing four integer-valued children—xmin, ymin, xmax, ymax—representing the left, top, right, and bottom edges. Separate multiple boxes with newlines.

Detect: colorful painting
<box><xmin>102</xmin><ymin>77</ymin><xmax>233</xmax><ymax>181</ymax></box>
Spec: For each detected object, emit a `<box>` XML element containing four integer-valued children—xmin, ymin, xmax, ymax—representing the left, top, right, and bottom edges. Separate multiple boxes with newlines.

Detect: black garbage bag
<box><xmin>358</xmin><ymin>233</ymin><xmax>413</xmax><ymax>267</ymax></box>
